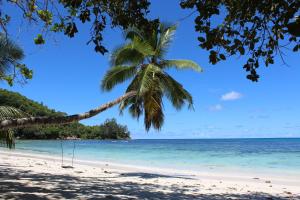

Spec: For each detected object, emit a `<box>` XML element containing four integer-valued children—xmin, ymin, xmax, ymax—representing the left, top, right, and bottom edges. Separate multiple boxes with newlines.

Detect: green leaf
<box><xmin>160</xmin><ymin>60</ymin><xmax>203</xmax><ymax>72</ymax></box>
<box><xmin>110</xmin><ymin>36</ymin><xmax>154</xmax><ymax>66</ymax></box>
<box><xmin>156</xmin><ymin>24</ymin><xmax>177</xmax><ymax>57</ymax></box>
<box><xmin>137</xmin><ymin>64</ymin><xmax>161</xmax><ymax>95</ymax></box>
<box><xmin>101</xmin><ymin>65</ymin><xmax>137</xmax><ymax>91</ymax></box>
<box><xmin>34</xmin><ymin>34</ymin><xmax>45</xmax><ymax>45</ymax></box>
<box><xmin>158</xmin><ymin>72</ymin><xmax>193</xmax><ymax>110</ymax></box>
<box><xmin>219</xmin><ymin>54</ymin><xmax>226</xmax><ymax>60</ymax></box>
<box><xmin>37</xmin><ymin>10</ymin><xmax>52</xmax><ymax>25</ymax></box>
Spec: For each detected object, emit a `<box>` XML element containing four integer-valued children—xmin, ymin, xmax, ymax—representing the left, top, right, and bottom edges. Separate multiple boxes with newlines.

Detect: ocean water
<box><xmin>2</xmin><ymin>138</ymin><xmax>300</xmax><ymax>174</ymax></box>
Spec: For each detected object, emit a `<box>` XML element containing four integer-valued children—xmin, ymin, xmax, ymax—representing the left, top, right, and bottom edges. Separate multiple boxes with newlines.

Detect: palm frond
<box><xmin>0</xmin><ymin>34</ymin><xmax>24</xmax><ymax>77</ymax></box>
<box><xmin>119</xmin><ymin>74</ymin><xmax>142</xmax><ymax>116</ymax></box>
<box><xmin>0</xmin><ymin>106</ymin><xmax>29</xmax><ymax>149</ymax></box>
<box><xmin>110</xmin><ymin>37</ymin><xmax>155</xmax><ymax>66</ymax></box>
<box><xmin>101</xmin><ymin>65</ymin><xmax>137</xmax><ymax>91</ymax></box>
<box><xmin>143</xmin><ymin>90</ymin><xmax>164</xmax><ymax>131</ymax></box>
<box><xmin>158</xmin><ymin>72</ymin><xmax>193</xmax><ymax>110</ymax></box>
<box><xmin>0</xmin><ymin>34</ymin><xmax>24</xmax><ymax>61</ymax></box>
<box><xmin>0</xmin><ymin>106</ymin><xmax>29</xmax><ymax>120</ymax></box>
<box><xmin>110</xmin><ymin>45</ymin><xmax>145</xmax><ymax>66</ymax></box>
<box><xmin>128</xmin><ymin>98</ymin><xmax>143</xmax><ymax>119</ymax></box>
<box><xmin>131</xmin><ymin>36</ymin><xmax>155</xmax><ymax>57</ymax></box>
<box><xmin>124</xmin><ymin>26</ymin><xmax>144</xmax><ymax>40</ymax></box>
<box><xmin>119</xmin><ymin>95</ymin><xmax>143</xmax><ymax>117</ymax></box>
<box><xmin>122</xmin><ymin>64</ymin><xmax>165</xmax><ymax>130</ymax></box>
<box><xmin>119</xmin><ymin>64</ymin><xmax>165</xmax><ymax>130</ymax></box>
<box><xmin>160</xmin><ymin>59</ymin><xmax>203</xmax><ymax>72</ymax></box>
<box><xmin>137</xmin><ymin>64</ymin><xmax>163</xmax><ymax>96</ymax></box>
<box><xmin>156</xmin><ymin>24</ymin><xmax>177</xmax><ymax>57</ymax></box>
<box><xmin>119</xmin><ymin>73</ymin><xmax>140</xmax><ymax>111</ymax></box>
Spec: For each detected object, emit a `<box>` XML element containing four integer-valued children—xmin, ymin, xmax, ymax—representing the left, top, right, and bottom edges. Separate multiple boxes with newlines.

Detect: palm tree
<box><xmin>0</xmin><ymin>36</ymin><xmax>137</xmax><ymax>131</ymax></box>
<box><xmin>0</xmin><ymin>24</ymin><xmax>201</xmax><ymax>132</ymax></box>
<box><xmin>0</xmin><ymin>34</ymin><xmax>28</xmax><ymax>147</ymax></box>
<box><xmin>0</xmin><ymin>33</ymin><xmax>25</xmax><ymax>85</ymax></box>
<box><xmin>101</xmin><ymin>23</ymin><xmax>202</xmax><ymax>130</ymax></box>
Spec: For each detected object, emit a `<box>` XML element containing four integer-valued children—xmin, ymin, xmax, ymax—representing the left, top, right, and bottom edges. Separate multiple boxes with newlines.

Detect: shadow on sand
<box><xmin>0</xmin><ymin>166</ymin><xmax>297</xmax><ymax>200</ymax></box>
<box><xmin>119</xmin><ymin>172</ymin><xmax>195</xmax><ymax>180</ymax></box>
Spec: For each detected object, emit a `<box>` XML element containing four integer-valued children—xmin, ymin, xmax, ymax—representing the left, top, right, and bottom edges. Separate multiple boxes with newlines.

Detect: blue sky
<box><xmin>2</xmin><ymin>1</ymin><xmax>300</xmax><ymax>139</ymax></box>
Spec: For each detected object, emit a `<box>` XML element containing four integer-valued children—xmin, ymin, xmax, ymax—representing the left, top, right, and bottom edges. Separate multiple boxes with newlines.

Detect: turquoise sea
<box><xmin>2</xmin><ymin>138</ymin><xmax>300</xmax><ymax>174</ymax></box>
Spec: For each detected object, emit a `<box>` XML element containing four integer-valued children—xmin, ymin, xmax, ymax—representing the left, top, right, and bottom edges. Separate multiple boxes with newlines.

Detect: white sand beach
<box><xmin>0</xmin><ymin>150</ymin><xmax>299</xmax><ymax>200</ymax></box>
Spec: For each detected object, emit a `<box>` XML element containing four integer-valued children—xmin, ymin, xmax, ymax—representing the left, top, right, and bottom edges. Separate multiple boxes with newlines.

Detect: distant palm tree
<box><xmin>101</xmin><ymin>23</ymin><xmax>202</xmax><ymax>130</ymax></box>
<box><xmin>0</xmin><ymin>33</ymin><xmax>25</xmax><ymax>85</ymax></box>
<box><xmin>0</xmin><ymin>35</ymin><xmax>28</xmax><ymax>147</ymax></box>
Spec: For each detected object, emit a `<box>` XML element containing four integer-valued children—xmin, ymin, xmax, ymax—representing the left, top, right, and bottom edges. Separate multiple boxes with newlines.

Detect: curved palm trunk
<box><xmin>0</xmin><ymin>91</ymin><xmax>136</xmax><ymax>130</ymax></box>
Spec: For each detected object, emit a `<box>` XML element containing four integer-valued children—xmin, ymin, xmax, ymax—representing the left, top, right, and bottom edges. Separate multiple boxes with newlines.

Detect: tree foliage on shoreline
<box><xmin>15</xmin><ymin>118</ymin><xmax>130</xmax><ymax>140</ymax></box>
<box><xmin>0</xmin><ymin>89</ymin><xmax>130</xmax><ymax>140</ymax></box>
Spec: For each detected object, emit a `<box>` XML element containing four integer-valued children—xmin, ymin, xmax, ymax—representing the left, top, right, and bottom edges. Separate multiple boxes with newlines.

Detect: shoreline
<box><xmin>1</xmin><ymin>148</ymin><xmax>300</xmax><ymax>199</ymax></box>
<box><xmin>1</xmin><ymin>148</ymin><xmax>300</xmax><ymax>185</ymax></box>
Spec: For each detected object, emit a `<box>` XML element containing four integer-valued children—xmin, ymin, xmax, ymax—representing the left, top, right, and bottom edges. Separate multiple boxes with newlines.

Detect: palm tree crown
<box><xmin>0</xmin><ymin>34</ymin><xmax>25</xmax><ymax>84</ymax></box>
<box><xmin>101</xmin><ymin>23</ymin><xmax>202</xmax><ymax>131</ymax></box>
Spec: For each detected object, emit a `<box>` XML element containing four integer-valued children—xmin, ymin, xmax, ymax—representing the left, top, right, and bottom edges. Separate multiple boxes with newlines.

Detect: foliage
<box><xmin>0</xmin><ymin>89</ymin><xmax>63</xmax><ymax>117</ymax></box>
<box><xmin>1</xmin><ymin>1</ymin><xmax>299</xmax><ymax>81</ymax></box>
<box><xmin>0</xmin><ymin>105</ymin><xmax>29</xmax><ymax>148</ymax></box>
<box><xmin>0</xmin><ymin>34</ymin><xmax>32</xmax><ymax>86</ymax></box>
<box><xmin>0</xmin><ymin>106</ymin><xmax>29</xmax><ymax>120</ymax></box>
<box><xmin>15</xmin><ymin>119</ymin><xmax>130</xmax><ymax>140</ymax></box>
<box><xmin>0</xmin><ymin>129</ymin><xmax>15</xmax><ymax>148</ymax></box>
<box><xmin>0</xmin><ymin>89</ymin><xmax>130</xmax><ymax>141</ymax></box>
<box><xmin>1</xmin><ymin>0</ymin><xmax>157</xmax><ymax>55</ymax></box>
<box><xmin>101</xmin><ymin>23</ymin><xmax>202</xmax><ymax>131</ymax></box>
<box><xmin>180</xmin><ymin>0</ymin><xmax>300</xmax><ymax>81</ymax></box>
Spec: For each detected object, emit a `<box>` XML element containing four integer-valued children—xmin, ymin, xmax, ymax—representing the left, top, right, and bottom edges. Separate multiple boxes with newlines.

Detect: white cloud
<box><xmin>209</xmin><ymin>104</ymin><xmax>223</xmax><ymax>111</ymax></box>
<box><xmin>221</xmin><ymin>91</ymin><xmax>242</xmax><ymax>101</ymax></box>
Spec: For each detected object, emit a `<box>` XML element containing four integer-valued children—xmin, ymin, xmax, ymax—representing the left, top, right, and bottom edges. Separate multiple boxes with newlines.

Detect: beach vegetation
<box><xmin>0</xmin><ymin>89</ymin><xmax>130</xmax><ymax>143</ymax></box>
